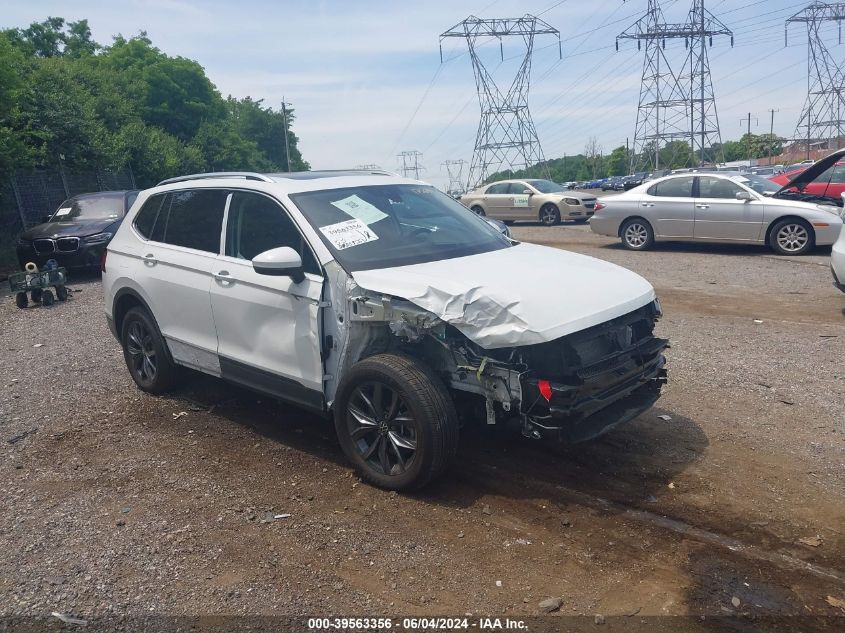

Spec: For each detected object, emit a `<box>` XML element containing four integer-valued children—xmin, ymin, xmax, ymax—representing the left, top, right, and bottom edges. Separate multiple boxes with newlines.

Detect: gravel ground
<box><xmin>1</xmin><ymin>226</ymin><xmax>844</xmax><ymax>628</ymax></box>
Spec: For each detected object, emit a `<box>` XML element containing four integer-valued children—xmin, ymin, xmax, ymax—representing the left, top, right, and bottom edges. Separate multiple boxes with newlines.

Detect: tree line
<box><xmin>0</xmin><ymin>17</ymin><xmax>308</xmax><ymax>188</ymax></box>
<box><xmin>489</xmin><ymin>132</ymin><xmax>784</xmax><ymax>184</ymax></box>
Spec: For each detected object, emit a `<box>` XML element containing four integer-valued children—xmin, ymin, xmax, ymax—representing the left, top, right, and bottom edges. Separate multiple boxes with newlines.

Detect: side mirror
<box><xmin>522</xmin><ymin>189</ymin><xmax>533</xmax><ymax>195</ymax></box>
<box><xmin>735</xmin><ymin>191</ymin><xmax>753</xmax><ymax>202</ymax></box>
<box><xmin>252</xmin><ymin>246</ymin><xmax>305</xmax><ymax>283</ymax></box>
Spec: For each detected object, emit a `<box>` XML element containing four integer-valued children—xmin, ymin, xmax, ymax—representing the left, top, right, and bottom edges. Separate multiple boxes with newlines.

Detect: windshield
<box><xmin>290</xmin><ymin>184</ymin><xmax>512</xmax><ymax>272</ymax></box>
<box><xmin>50</xmin><ymin>193</ymin><xmax>125</xmax><ymax>222</ymax></box>
<box><xmin>525</xmin><ymin>179</ymin><xmax>566</xmax><ymax>194</ymax></box>
<box><xmin>733</xmin><ymin>175</ymin><xmax>779</xmax><ymax>194</ymax></box>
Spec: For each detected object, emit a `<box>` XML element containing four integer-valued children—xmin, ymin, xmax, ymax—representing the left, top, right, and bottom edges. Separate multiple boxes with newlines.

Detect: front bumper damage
<box><xmin>348</xmin><ymin>292</ymin><xmax>668</xmax><ymax>444</ymax></box>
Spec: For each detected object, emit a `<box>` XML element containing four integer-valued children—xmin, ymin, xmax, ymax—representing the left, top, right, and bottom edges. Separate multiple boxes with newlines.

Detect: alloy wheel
<box><xmin>347</xmin><ymin>381</ymin><xmax>417</xmax><ymax>477</ymax></box>
<box><xmin>624</xmin><ymin>223</ymin><xmax>648</xmax><ymax>248</ymax></box>
<box><xmin>541</xmin><ymin>206</ymin><xmax>558</xmax><ymax>225</ymax></box>
<box><xmin>775</xmin><ymin>223</ymin><xmax>809</xmax><ymax>253</ymax></box>
<box><xmin>126</xmin><ymin>320</ymin><xmax>157</xmax><ymax>383</ymax></box>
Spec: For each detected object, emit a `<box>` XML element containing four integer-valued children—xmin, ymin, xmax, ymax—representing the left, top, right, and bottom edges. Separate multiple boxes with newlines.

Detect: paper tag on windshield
<box><xmin>55</xmin><ymin>207</ymin><xmax>72</xmax><ymax>217</ymax></box>
<box><xmin>330</xmin><ymin>194</ymin><xmax>388</xmax><ymax>225</ymax></box>
<box><xmin>319</xmin><ymin>219</ymin><xmax>379</xmax><ymax>250</ymax></box>
<box><xmin>513</xmin><ymin>195</ymin><xmax>530</xmax><ymax>207</ymax></box>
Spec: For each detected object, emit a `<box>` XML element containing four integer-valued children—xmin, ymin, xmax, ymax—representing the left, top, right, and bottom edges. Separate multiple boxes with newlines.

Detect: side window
<box><xmin>698</xmin><ymin>177</ymin><xmax>744</xmax><ymax>199</ymax></box>
<box><xmin>829</xmin><ymin>164</ymin><xmax>845</xmax><ymax>184</ymax></box>
<box><xmin>486</xmin><ymin>183</ymin><xmax>509</xmax><ymax>194</ymax></box>
<box><xmin>225</xmin><ymin>192</ymin><xmax>320</xmax><ymax>275</ymax></box>
<box><xmin>652</xmin><ymin>177</ymin><xmax>694</xmax><ymax>197</ymax></box>
<box><xmin>157</xmin><ymin>190</ymin><xmax>228</xmax><ymax>253</ymax></box>
<box><xmin>507</xmin><ymin>182</ymin><xmax>528</xmax><ymax>194</ymax></box>
<box><xmin>133</xmin><ymin>194</ymin><xmax>165</xmax><ymax>239</ymax></box>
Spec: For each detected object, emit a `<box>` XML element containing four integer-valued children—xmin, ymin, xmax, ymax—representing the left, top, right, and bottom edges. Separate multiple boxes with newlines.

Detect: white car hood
<box><xmin>351</xmin><ymin>242</ymin><xmax>656</xmax><ymax>349</ymax></box>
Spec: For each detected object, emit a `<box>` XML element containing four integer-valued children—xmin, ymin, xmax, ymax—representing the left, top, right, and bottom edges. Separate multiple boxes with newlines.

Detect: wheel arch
<box><xmin>764</xmin><ymin>215</ymin><xmax>815</xmax><ymax>247</ymax></box>
<box><xmin>113</xmin><ymin>288</ymin><xmax>177</xmax><ymax>365</ymax></box>
<box><xmin>618</xmin><ymin>215</ymin><xmax>653</xmax><ymax>237</ymax></box>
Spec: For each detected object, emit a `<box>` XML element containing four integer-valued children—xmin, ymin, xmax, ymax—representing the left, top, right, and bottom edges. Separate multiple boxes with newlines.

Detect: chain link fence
<box><xmin>0</xmin><ymin>166</ymin><xmax>135</xmax><ymax>275</ymax></box>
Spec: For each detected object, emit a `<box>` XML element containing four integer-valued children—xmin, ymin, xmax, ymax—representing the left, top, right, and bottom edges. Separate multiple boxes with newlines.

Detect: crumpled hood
<box><xmin>351</xmin><ymin>242</ymin><xmax>656</xmax><ymax>349</ymax></box>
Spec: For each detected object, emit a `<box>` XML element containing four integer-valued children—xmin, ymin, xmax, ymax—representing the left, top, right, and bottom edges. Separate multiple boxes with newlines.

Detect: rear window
<box><xmin>157</xmin><ymin>190</ymin><xmax>228</xmax><ymax>253</ymax></box>
<box><xmin>133</xmin><ymin>194</ymin><xmax>166</xmax><ymax>239</ymax></box>
<box><xmin>647</xmin><ymin>177</ymin><xmax>694</xmax><ymax>198</ymax></box>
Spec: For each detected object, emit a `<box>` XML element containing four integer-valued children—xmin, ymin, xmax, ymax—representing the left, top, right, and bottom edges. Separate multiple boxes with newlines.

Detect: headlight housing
<box><xmin>83</xmin><ymin>232</ymin><xmax>113</xmax><ymax>245</ymax></box>
<box><xmin>563</xmin><ymin>197</ymin><xmax>581</xmax><ymax>206</ymax></box>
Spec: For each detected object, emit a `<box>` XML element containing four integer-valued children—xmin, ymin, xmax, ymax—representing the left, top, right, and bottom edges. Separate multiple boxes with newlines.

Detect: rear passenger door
<box><xmin>641</xmin><ymin>176</ymin><xmax>695</xmax><ymax>238</ymax></box>
<box><xmin>209</xmin><ymin>191</ymin><xmax>325</xmax><ymax>410</ymax></box>
<box><xmin>134</xmin><ymin>188</ymin><xmax>228</xmax><ymax>374</ymax></box>
<box><xmin>484</xmin><ymin>183</ymin><xmax>512</xmax><ymax>219</ymax></box>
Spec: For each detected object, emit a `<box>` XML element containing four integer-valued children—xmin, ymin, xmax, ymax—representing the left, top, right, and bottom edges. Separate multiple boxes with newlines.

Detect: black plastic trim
<box><xmin>219</xmin><ymin>356</ymin><xmax>325</xmax><ymax>414</ymax></box>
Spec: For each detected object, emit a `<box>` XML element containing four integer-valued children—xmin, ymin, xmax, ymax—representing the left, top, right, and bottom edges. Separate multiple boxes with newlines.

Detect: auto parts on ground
<box><xmin>9</xmin><ymin>262</ymin><xmax>69</xmax><ymax>309</ymax></box>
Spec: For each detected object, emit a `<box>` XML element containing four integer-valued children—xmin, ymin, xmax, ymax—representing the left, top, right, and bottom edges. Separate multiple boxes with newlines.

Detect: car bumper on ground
<box><xmin>16</xmin><ymin>242</ymin><xmax>107</xmax><ymax>271</ymax></box>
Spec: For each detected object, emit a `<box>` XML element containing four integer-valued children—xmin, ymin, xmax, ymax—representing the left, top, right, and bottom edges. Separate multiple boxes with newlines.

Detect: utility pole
<box><xmin>740</xmin><ymin>113</ymin><xmax>758</xmax><ymax>161</ymax></box>
<box><xmin>441</xmin><ymin>159</ymin><xmax>468</xmax><ymax>196</ymax></box>
<box><xmin>618</xmin><ymin>0</ymin><xmax>733</xmax><ymax>172</ymax></box>
<box><xmin>440</xmin><ymin>15</ymin><xmax>561</xmax><ymax>189</ymax></box>
<box><xmin>281</xmin><ymin>98</ymin><xmax>291</xmax><ymax>172</ymax></box>
<box><xmin>768</xmin><ymin>108</ymin><xmax>779</xmax><ymax>165</ymax></box>
<box><xmin>397</xmin><ymin>151</ymin><xmax>424</xmax><ymax>180</ymax></box>
<box><xmin>787</xmin><ymin>3</ymin><xmax>845</xmax><ymax>153</ymax></box>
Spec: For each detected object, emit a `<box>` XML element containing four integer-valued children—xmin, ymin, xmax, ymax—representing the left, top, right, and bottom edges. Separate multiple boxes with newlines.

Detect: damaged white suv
<box><xmin>103</xmin><ymin>171</ymin><xmax>668</xmax><ymax>490</ymax></box>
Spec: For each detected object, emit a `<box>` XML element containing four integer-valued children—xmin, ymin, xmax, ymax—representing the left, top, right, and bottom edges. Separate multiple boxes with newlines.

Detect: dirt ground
<box><xmin>1</xmin><ymin>222</ymin><xmax>844</xmax><ymax>630</ymax></box>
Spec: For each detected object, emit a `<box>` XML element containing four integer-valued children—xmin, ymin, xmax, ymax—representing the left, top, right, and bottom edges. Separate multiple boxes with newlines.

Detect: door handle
<box><xmin>696</xmin><ymin>204</ymin><xmax>710</xmax><ymax>209</ymax></box>
<box><xmin>212</xmin><ymin>270</ymin><xmax>233</xmax><ymax>283</ymax></box>
<box><xmin>142</xmin><ymin>253</ymin><xmax>157</xmax><ymax>266</ymax></box>
<box><xmin>641</xmin><ymin>203</ymin><xmax>655</xmax><ymax>208</ymax></box>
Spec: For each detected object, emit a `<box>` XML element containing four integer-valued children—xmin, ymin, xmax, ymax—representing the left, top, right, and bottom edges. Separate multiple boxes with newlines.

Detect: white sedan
<box><xmin>590</xmin><ymin>170</ymin><xmax>843</xmax><ymax>256</ymax></box>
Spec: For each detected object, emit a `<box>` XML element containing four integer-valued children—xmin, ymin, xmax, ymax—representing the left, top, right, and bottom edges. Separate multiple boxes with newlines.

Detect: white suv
<box><xmin>103</xmin><ymin>171</ymin><xmax>668</xmax><ymax>490</ymax></box>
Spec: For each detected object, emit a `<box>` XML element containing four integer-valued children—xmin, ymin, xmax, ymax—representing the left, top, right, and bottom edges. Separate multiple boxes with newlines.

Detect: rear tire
<box><xmin>56</xmin><ymin>285</ymin><xmax>68</xmax><ymax>301</ymax></box>
<box><xmin>30</xmin><ymin>288</ymin><xmax>42</xmax><ymax>303</ymax></box>
<box><xmin>334</xmin><ymin>354</ymin><xmax>459</xmax><ymax>491</ymax></box>
<box><xmin>769</xmin><ymin>218</ymin><xmax>813</xmax><ymax>256</ymax></box>
<box><xmin>120</xmin><ymin>307</ymin><xmax>182</xmax><ymax>394</ymax></box>
<box><xmin>620</xmin><ymin>218</ymin><xmax>655</xmax><ymax>251</ymax></box>
<box><xmin>41</xmin><ymin>289</ymin><xmax>54</xmax><ymax>306</ymax></box>
<box><xmin>540</xmin><ymin>204</ymin><xmax>560</xmax><ymax>226</ymax></box>
<box><xmin>15</xmin><ymin>292</ymin><xmax>28</xmax><ymax>309</ymax></box>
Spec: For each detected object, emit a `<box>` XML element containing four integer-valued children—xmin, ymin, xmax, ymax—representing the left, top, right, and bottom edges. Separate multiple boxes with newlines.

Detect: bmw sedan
<box><xmin>589</xmin><ymin>170</ymin><xmax>842</xmax><ymax>255</ymax></box>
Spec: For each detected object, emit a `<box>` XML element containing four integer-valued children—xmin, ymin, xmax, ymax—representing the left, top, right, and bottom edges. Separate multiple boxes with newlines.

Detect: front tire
<box><xmin>41</xmin><ymin>289</ymin><xmax>54</xmax><ymax>306</ymax></box>
<box><xmin>334</xmin><ymin>354</ymin><xmax>459</xmax><ymax>491</ymax></box>
<box><xmin>620</xmin><ymin>218</ymin><xmax>655</xmax><ymax>251</ymax></box>
<box><xmin>770</xmin><ymin>218</ymin><xmax>813</xmax><ymax>256</ymax></box>
<box><xmin>120</xmin><ymin>307</ymin><xmax>182</xmax><ymax>394</ymax></box>
<box><xmin>471</xmin><ymin>205</ymin><xmax>485</xmax><ymax>217</ymax></box>
<box><xmin>15</xmin><ymin>292</ymin><xmax>28</xmax><ymax>309</ymax></box>
<box><xmin>540</xmin><ymin>204</ymin><xmax>560</xmax><ymax>226</ymax></box>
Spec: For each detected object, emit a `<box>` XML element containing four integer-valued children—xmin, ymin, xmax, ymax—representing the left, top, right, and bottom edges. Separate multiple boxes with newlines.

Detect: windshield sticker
<box><xmin>55</xmin><ymin>207</ymin><xmax>72</xmax><ymax>217</ymax></box>
<box><xmin>513</xmin><ymin>195</ymin><xmax>530</xmax><ymax>207</ymax></box>
<box><xmin>319</xmin><ymin>218</ymin><xmax>379</xmax><ymax>250</ymax></box>
<box><xmin>330</xmin><ymin>194</ymin><xmax>388</xmax><ymax>225</ymax></box>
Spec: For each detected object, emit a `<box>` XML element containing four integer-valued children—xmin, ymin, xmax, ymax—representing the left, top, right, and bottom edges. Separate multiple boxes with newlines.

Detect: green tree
<box><xmin>605</xmin><ymin>145</ymin><xmax>628</xmax><ymax>176</ymax></box>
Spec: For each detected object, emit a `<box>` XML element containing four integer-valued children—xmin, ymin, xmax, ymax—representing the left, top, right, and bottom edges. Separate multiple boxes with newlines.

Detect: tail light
<box><xmin>100</xmin><ymin>249</ymin><xmax>107</xmax><ymax>273</ymax></box>
<box><xmin>594</xmin><ymin>202</ymin><xmax>606</xmax><ymax>211</ymax></box>
<box><xmin>538</xmin><ymin>379</ymin><xmax>553</xmax><ymax>402</ymax></box>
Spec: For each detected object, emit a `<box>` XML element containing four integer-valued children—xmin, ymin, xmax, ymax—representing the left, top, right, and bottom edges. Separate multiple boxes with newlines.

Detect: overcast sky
<box><xmin>2</xmin><ymin>0</ymin><xmax>830</xmax><ymax>188</ymax></box>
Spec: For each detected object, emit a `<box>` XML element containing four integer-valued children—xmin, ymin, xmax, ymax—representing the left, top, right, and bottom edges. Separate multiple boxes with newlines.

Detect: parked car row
<box><xmin>589</xmin><ymin>150</ymin><xmax>845</xmax><ymax>256</ymax></box>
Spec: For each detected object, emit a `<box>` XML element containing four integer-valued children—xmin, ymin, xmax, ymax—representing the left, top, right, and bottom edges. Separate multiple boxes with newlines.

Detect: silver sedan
<box><xmin>589</xmin><ymin>172</ymin><xmax>843</xmax><ymax>255</ymax></box>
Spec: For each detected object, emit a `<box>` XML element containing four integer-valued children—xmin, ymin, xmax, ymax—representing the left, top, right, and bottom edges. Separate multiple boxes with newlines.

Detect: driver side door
<box><xmin>507</xmin><ymin>182</ymin><xmax>535</xmax><ymax>219</ymax></box>
<box><xmin>210</xmin><ymin>190</ymin><xmax>325</xmax><ymax>411</ymax></box>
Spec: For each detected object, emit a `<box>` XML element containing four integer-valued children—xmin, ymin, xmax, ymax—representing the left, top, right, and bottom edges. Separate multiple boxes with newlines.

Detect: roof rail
<box><xmin>156</xmin><ymin>172</ymin><xmax>274</xmax><ymax>186</ymax></box>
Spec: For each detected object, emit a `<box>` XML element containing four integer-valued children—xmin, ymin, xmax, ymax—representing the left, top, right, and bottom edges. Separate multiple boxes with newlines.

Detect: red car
<box><xmin>770</xmin><ymin>156</ymin><xmax>845</xmax><ymax>205</ymax></box>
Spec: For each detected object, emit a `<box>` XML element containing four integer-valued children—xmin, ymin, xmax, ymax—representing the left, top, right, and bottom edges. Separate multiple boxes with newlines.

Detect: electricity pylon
<box><xmin>618</xmin><ymin>1</ymin><xmax>732</xmax><ymax>172</ymax></box>
<box><xmin>440</xmin><ymin>15</ymin><xmax>560</xmax><ymax>188</ymax></box>
<box><xmin>442</xmin><ymin>160</ymin><xmax>468</xmax><ymax>196</ymax></box>
<box><xmin>397</xmin><ymin>151</ymin><xmax>424</xmax><ymax>179</ymax></box>
<box><xmin>786</xmin><ymin>2</ymin><xmax>845</xmax><ymax>152</ymax></box>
